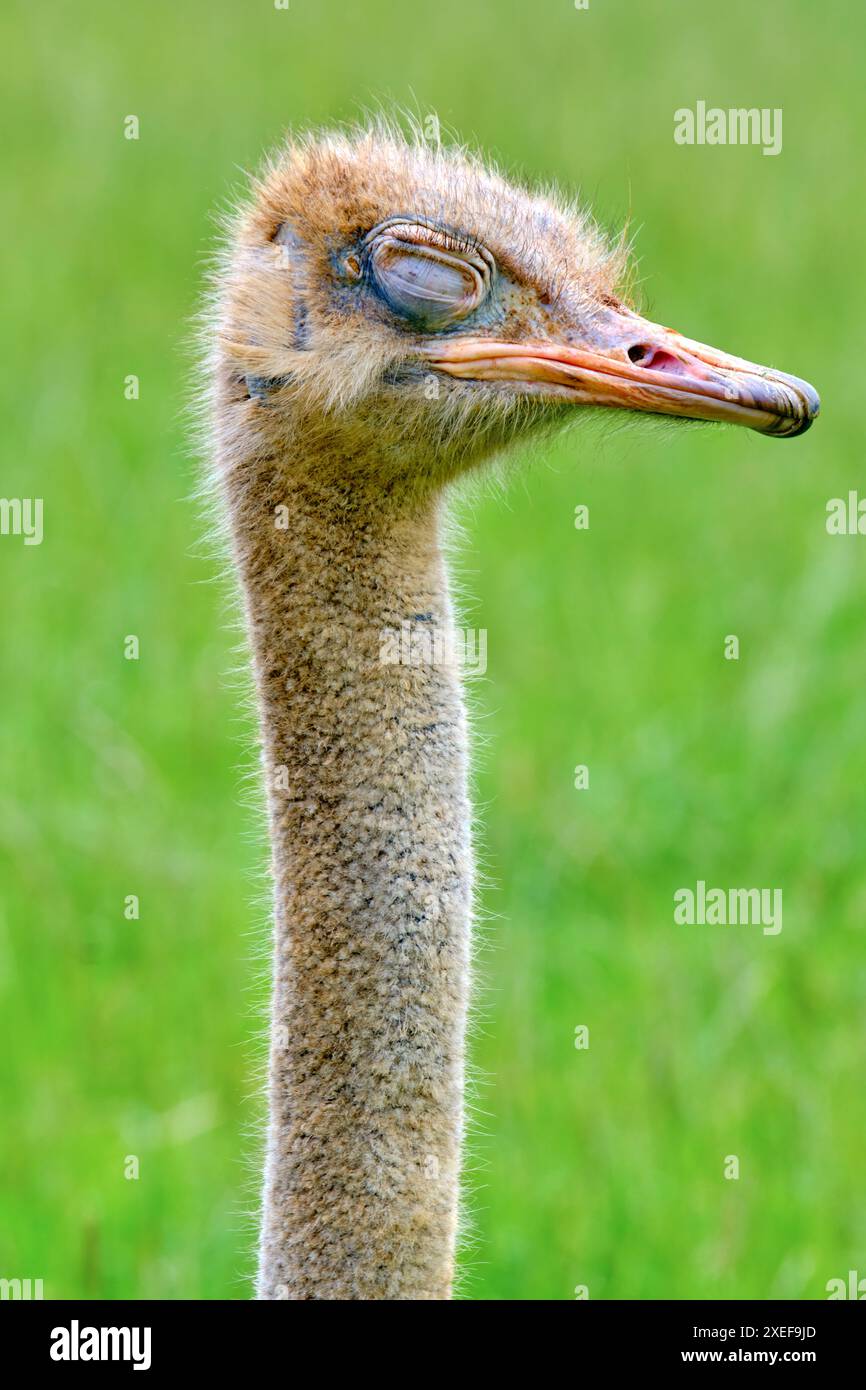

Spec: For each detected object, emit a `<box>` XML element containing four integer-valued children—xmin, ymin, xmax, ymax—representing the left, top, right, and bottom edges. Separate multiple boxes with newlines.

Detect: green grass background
<box><xmin>1</xmin><ymin>0</ymin><xmax>863</xmax><ymax>1300</ymax></box>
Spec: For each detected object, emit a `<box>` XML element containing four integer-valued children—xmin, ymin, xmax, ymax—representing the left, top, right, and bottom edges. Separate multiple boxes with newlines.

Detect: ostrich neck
<box><xmin>225</xmin><ymin>460</ymin><xmax>472</xmax><ymax>1300</ymax></box>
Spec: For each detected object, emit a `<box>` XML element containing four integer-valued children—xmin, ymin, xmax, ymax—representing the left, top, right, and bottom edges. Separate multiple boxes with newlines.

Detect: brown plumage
<box><xmin>204</xmin><ymin>122</ymin><xmax>818</xmax><ymax>1300</ymax></box>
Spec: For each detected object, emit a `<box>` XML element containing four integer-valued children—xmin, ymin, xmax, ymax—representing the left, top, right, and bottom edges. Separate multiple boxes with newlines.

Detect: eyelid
<box><xmin>361</xmin><ymin>217</ymin><xmax>495</xmax><ymax>272</ymax></box>
<box><xmin>359</xmin><ymin>218</ymin><xmax>496</xmax><ymax>329</ymax></box>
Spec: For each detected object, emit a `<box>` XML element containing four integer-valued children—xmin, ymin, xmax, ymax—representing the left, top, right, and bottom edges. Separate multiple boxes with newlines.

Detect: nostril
<box><xmin>627</xmin><ymin>344</ymin><xmax>689</xmax><ymax>375</ymax></box>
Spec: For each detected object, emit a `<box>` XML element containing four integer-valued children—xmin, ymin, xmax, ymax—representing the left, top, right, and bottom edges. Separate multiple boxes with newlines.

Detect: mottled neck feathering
<box><xmin>222</xmin><ymin>440</ymin><xmax>472</xmax><ymax>1298</ymax></box>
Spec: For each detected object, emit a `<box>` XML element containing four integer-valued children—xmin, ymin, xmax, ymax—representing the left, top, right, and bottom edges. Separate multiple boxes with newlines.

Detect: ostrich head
<box><xmin>213</xmin><ymin>126</ymin><xmax>819</xmax><ymax>494</ymax></box>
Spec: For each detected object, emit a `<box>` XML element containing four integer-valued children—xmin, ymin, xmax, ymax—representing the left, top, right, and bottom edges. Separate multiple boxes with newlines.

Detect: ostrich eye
<box><xmin>362</xmin><ymin>220</ymin><xmax>494</xmax><ymax>331</ymax></box>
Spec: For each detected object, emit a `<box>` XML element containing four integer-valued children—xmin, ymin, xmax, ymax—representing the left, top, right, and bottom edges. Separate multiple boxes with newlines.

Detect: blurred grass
<box><xmin>0</xmin><ymin>0</ymin><xmax>863</xmax><ymax>1299</ymax></box>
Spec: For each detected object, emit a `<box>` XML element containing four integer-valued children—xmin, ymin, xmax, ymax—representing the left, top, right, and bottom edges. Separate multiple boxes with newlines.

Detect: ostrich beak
<box><xmin>425</xmin><ymin>310</ymin><xmax>820</xmax><ymax>438</ymax></box>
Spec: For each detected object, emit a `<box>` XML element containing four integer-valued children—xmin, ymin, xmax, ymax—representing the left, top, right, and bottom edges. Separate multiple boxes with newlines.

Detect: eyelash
<box><xmin>426</xmin><ymin>225</ymin><xmax>482</xmax><ymax>259</ymax></box>
<box><xmin>357</xmin><ymin>217</ymin><xmax>491</xmax><ymax>269</ymax></box>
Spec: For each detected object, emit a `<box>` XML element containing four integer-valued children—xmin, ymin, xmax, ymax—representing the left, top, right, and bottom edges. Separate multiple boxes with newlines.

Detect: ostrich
<box><xmin>205</xmin><ymin>125</ymin><xmax>818</xmax><ymax>1301</ymax></box>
